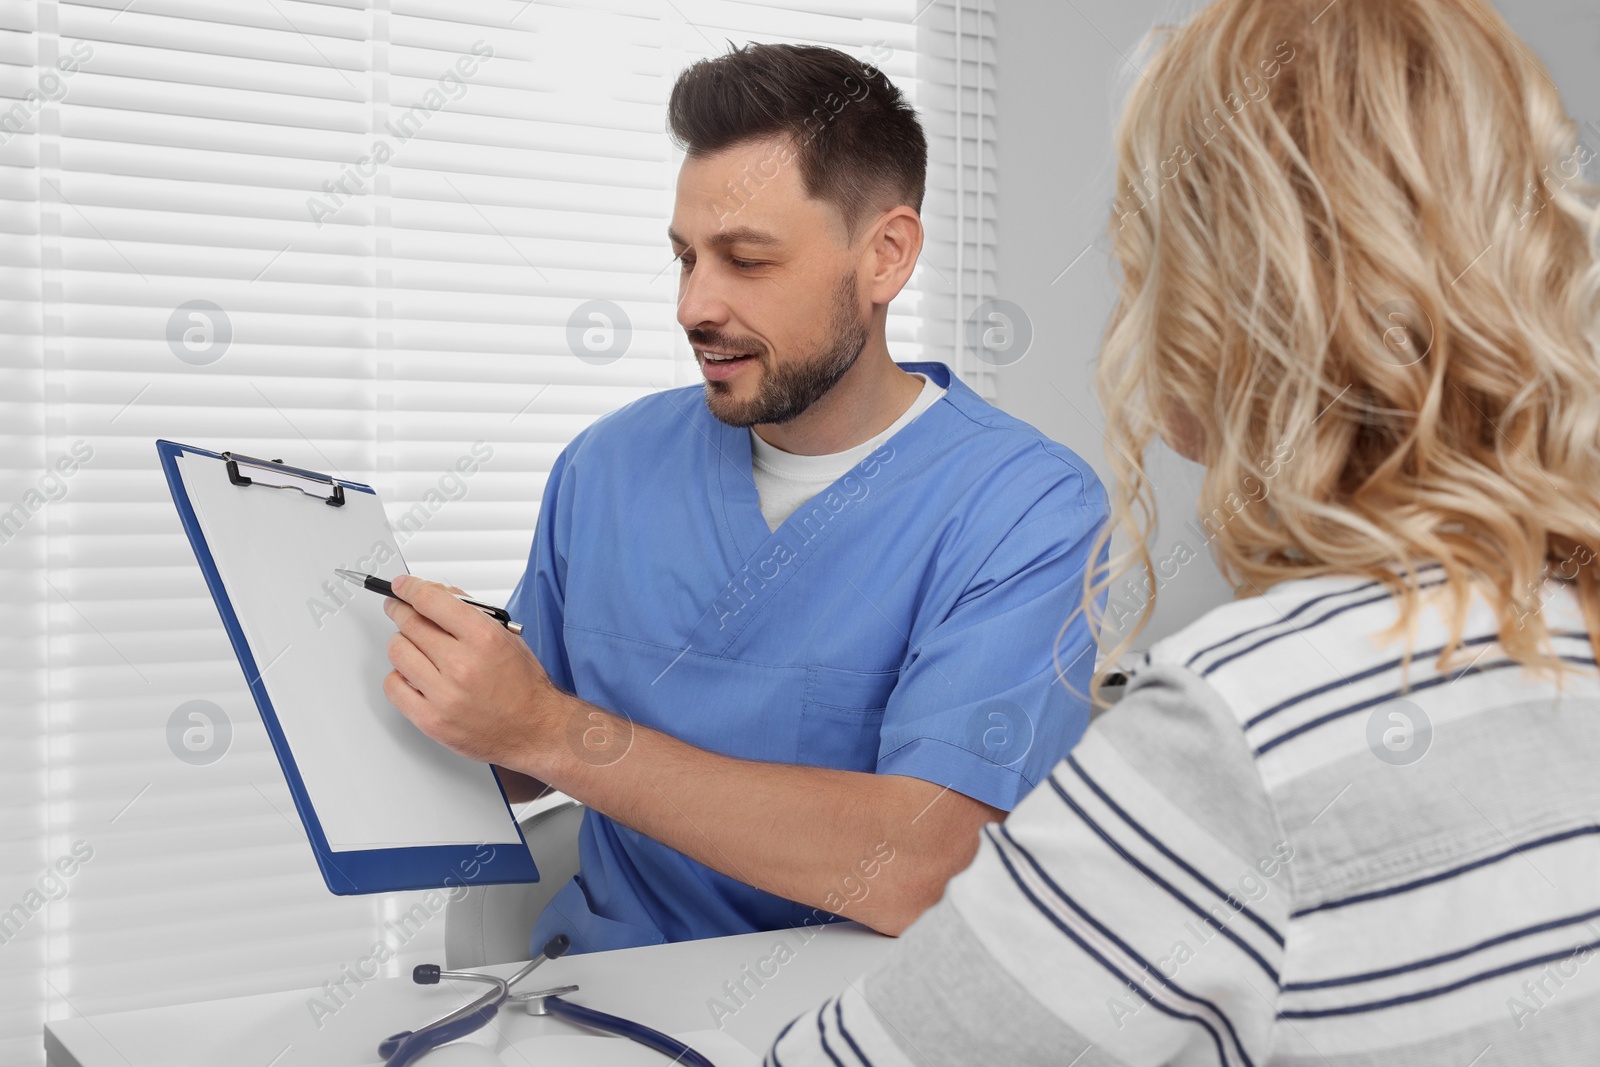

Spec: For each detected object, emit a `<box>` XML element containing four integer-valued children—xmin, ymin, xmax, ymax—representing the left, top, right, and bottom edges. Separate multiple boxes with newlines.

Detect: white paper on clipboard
<box><xmin>177</xmin><ymin>453</ymin><xmax>523</xmax><ymax>852</ymax></box>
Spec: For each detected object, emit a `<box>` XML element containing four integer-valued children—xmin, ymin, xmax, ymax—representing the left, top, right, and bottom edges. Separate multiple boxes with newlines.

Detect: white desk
<box><xmin>44</xmin><ymin>922</ymin><xmax>889</xmax><ymax>1067</ymax></box>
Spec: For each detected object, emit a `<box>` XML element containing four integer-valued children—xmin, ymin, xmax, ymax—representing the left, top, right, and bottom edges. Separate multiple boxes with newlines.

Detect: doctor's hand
<box><xmin>380</xmin><ymin>574</ymin><xmax>572</xmax><ymax>770</ymax></box>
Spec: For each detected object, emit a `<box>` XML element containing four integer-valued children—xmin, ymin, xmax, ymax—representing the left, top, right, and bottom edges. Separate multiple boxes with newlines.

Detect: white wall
<box><xmin>989</xmin><ymin>0</ymin><xmax>1600</xmax><ymax>649</ymax></box>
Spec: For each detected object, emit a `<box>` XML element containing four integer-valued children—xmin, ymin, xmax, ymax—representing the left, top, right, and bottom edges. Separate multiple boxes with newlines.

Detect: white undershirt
<box><xmin>749</xmin><ymin>373</ymin><xmax>946</xmax><ymax>532</ymax></box>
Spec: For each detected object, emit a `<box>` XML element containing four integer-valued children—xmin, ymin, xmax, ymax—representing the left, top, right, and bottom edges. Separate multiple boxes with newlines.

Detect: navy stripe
<box><xmin>1242</xmin><ymin>632</ymin><xmax>1496</xmax><ymax>731</ymax></box>
<box><xmin>1292</xmin><ymin>825</ymin><xmax>1600</xmax><ymax>918</ymax></box>
<box><xmin>1184</xmin><ymin>565</ymin><xmax>1445</xmax><ymax>671</ymax></box>
<box><xmin>769</xmin><ymin>1015</ymin><xmax>799</xmax><ymax>1067</ymax></box>
<box><xmin>1067</xmin><ymin>755</ymin><xmax>1285</xmax><ymax>948</ymax></box>
<box><xmin>994</xmin><ymin>824</ymin><xmax>1256</xmax><ymax>1067</ymax></box>
<box><xmin>1203</xmin><ymin>573</ymin><xmax>1453</xmax><ymax>678</ymax></box>
<box><xmin>833</xmin><ymin>997</ymin><xmax>875</xmax><ymax>1067</ymax></box>
<box><xmin>984</xmin><ymin>825</ymin><xmax>1239</xmax><ymax>1067</ymax></box>
<box><xmin>1244</xmin><ymin>629</ymin><xmax>1593</xmax><ymax>731</ymax></box>
<box><xmin>816</xmin><ymin>1001</ymin><xmax>848</xmax><ymax>1067</ymax></box>
<box><xmin>1280</xmin><ymin>936</ymin><xmax>1600</xmax><ymax>1018</ymax></box>
<box><xmin>1284</xmin><ymin>905</ymin><xmax>1600</xmax><ymax>990</ymax></box>
<box><xmin>1254</xmin><ymin>654</ymin><xmax>1598</xmax><ymax>758</ymax></box>
<box><xmin>1185</xmin><ymin>574</ymin><xmax>1397</xmax><ymax>669</ymax></box>
<box><xmin>1046</xmin><ymin>771</ymin><xmax>1282</xmax><ymax>984</ymax></box>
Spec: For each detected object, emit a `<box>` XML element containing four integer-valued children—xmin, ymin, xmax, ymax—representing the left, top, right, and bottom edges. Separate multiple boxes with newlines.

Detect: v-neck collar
<box><xmin>709</xmin><ymin>361</ymin><xmax>958</xmax><ymax>563</ymax></box>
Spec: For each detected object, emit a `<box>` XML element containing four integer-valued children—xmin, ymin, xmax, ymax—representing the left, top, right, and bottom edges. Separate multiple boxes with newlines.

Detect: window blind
<box><xmin>0</xmin><ymin>0</ymin><xmax>996</xmax><ymax>1061</ymax></box>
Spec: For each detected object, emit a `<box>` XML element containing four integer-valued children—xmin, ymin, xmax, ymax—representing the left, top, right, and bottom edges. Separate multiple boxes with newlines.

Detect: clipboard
<box><xmin>157</xmin><ymin>439</ymin><xmax>539</xmax><ymax>895</ymax></box>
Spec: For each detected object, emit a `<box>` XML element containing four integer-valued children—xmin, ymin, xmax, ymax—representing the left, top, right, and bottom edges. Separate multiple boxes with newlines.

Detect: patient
<box><xmin>767</xmin><ymin>0</ymin><xmax>1600</xmax><ymax>1062</ymax></box>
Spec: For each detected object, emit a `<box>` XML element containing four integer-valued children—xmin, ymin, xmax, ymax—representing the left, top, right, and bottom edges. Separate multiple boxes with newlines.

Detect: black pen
<box><xmin>334</xmin><ymin>569</ymin><xmax>523</xmax><ymax>635</ymax></box>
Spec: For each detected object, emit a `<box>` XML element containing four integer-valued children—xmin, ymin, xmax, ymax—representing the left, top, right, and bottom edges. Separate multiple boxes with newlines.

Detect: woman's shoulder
<box><xmin>1131</xmin><ymin>562</ymin><xmax>1595</xmax><ymax>756</ymax></box>
<box><xmin>1143</xmin><ymin>568</ymin><xmax>1434</xmax><ymax>680</ymax></box>
<box><xmin>1145</xmin><ymin>562</ymin><xmax>1595</xmax><ymax>681</ymax></box>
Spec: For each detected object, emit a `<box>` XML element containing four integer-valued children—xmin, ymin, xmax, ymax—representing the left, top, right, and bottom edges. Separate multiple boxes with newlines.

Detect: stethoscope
<box><xmin>379</xmin><ymin>934</ymin><xmax>717</xmax><ymax>1067</ymax></box>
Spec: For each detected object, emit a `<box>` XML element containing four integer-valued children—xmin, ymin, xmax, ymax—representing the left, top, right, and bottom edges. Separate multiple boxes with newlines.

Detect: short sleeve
<box><xmin>770</xmin><ymin>665</ymin><xmax>1294</xmax><ymax>1067</ymax></box>
<box><xmin>874</xmin><ymin>488</ymin><xmax>1107</xmax><ymax>812</ymax></box>
<box><xmin>505</xmin><ymin>445</ymin><xmax>576</xmax><ymax>693</ymax></box>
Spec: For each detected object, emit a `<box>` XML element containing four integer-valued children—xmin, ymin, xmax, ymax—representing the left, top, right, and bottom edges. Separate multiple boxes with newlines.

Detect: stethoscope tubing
<box><xmin>540</xmin><ymin>995</ymin><xmax>716</xmax><ymax>1067</ymax></box>
<box><xmin>380</xmin><ymin>1002</ymin><xmax>501</xmax><ymax>1067</ymax></box>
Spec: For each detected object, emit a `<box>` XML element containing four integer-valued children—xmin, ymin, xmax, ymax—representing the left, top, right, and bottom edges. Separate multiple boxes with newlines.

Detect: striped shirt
<box><xmin>768</xmin><ymin>567</ymin><xmax>1600</xmax><ymax>1065</ymax></box>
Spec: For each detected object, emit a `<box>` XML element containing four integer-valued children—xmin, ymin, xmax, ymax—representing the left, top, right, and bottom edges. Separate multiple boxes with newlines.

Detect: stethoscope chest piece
<box><xmin>514</xmin><ymin>983</ymin><xmax>579</xmax><ymax>1014</ymax></box>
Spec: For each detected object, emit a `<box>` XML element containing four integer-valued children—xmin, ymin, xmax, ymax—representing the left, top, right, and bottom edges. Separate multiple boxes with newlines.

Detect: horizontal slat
<box><xmin>0</xmin><ymin>1</ymin><xmax>38</xmax><ymax>34</ymax></box>
<box><xmin>65</xmin><ymin>0</ymin><xmax>367</xmax><ymax>43</ymax></box>
<box><xmin>37</xmin><ymin>199</ymin><xmax>665</xmax><ymax>253</ymax></box>
<box><xmin>63</xmin><ymin>5</ymin><xmax>369</xmax><ymax>68</ymax></box>
<box><xmin>57</xmin><ymin>136</ymin><xmax>667</xmax><ymax>188</ymax></box>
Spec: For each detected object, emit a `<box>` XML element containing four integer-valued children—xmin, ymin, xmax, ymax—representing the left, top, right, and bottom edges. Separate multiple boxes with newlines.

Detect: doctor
<box><xmin>379</xmin><ymin>42</ymin><xmax>1108</xmax><ymax>955</ymax></box>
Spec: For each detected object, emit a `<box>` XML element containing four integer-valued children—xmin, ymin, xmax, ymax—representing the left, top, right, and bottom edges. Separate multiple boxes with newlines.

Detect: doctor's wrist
<box><xmin>512</xmin><ymin>690</ymin><xmax>597</xmax><ymax>785</ymax></box>
<box><xmin>530</xmin><ymin>696</ymin><xmax>634</xmax><ymax>794</ymax></box>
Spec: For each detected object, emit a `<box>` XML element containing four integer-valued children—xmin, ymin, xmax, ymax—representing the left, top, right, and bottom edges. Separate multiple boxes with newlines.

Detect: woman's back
<box><xmin>1148</xmin><ymin>566</ymin><xmax>1600</xmax><ymax>1054</ymax></box>
<box><xmin>770</xmin><ymin>568</ymin><xmax>1600</xmax><ymax>1064</ymax></box>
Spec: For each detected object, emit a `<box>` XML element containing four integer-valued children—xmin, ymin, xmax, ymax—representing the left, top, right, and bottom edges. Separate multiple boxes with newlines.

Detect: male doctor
<box><xmin>380</xmin><ymin>43</ymin><xmax>1109</xmax><ymax>955</ymax></box>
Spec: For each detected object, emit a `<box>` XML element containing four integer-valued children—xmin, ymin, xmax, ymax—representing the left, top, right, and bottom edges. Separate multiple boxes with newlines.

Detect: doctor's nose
<box><xmin>675</xmin><ymin>265</ymin><xmax>731</xmax><ymax>335</ymax></box>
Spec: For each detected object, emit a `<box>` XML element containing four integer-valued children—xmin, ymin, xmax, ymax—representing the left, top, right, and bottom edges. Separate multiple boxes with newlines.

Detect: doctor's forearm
<box><xmin>519</xmin><ymin>700</ymin><xmax>1001</xmax><ymax>935</ymax></box>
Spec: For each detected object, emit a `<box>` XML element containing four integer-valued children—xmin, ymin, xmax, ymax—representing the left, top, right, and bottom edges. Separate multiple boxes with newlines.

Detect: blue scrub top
<box><xmin>507</xmin><ymin>361</ymin><xmax>1108</xmax><ymax>955</ymax></box>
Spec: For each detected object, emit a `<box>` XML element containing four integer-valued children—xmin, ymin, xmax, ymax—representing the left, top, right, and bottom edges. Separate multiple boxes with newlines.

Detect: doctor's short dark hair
<box><xmin>667</xmin><ymin>42</ymin><xmax>927</xmax><ymax>232</ymax></box>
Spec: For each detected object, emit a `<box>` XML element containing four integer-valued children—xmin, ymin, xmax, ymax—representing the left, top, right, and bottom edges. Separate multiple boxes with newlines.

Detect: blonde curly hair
<box><xmin>1084</xmin><ymin>0</ymin><xmax>1600</xmax><ymax>700</ymax></box>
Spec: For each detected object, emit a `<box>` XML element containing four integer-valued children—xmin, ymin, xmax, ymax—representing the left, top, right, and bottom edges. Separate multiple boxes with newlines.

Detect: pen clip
<box><xmin>461</xmin><ymin>598</ymin><xmax>510</xmax><ymax>623</ymax></box>
<box><xmin>459</xmin><ymin>599</ymin><xmax>522</xmax><ymax>635</ymax></box>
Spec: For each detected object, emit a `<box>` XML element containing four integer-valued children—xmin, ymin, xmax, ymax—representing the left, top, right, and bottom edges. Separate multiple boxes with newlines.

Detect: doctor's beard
<box><xmin>695</xmin><ymin>270</ymin><xmax>869</xmax><ymax>428</ymax></box>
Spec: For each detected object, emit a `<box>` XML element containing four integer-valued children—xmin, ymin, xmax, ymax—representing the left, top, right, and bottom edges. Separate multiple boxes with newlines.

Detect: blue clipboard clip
<box><xmin>222</xmin><ymin>451</ymin><xmax>346</xmax><ymax>507</ymax></box>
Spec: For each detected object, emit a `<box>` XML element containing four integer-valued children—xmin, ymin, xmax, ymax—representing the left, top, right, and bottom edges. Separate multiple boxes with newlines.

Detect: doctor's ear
<box><xmin>862</xmin><ymin>206</ymin><xmax>922</xmax><ymax>305</ymax></box>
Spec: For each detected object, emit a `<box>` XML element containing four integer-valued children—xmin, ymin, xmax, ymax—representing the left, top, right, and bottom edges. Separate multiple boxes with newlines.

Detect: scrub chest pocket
<box><xmin>800</xmin><ymin>664</ymin><xmax>899</xmax><ymax>772</ymax></box>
